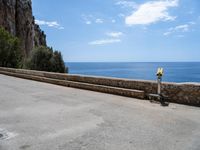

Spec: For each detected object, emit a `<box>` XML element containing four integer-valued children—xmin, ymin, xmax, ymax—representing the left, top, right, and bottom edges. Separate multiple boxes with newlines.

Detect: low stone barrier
<box><xmin>0</xmin><ymin>67</ymin><xmax>199</xmax><ymax>106</ymax></box>
<box><xmin>0</xmin><ymin>68</ymin><xmax>145</xmax><ymax>99</ymax></box>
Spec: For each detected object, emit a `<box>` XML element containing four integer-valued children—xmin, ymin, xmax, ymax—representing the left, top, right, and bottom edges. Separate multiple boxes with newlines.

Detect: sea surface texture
<box><xmin>66</xmin><ymin>62</ymin><xmax>200</xmax><ymax>83</ymax></box>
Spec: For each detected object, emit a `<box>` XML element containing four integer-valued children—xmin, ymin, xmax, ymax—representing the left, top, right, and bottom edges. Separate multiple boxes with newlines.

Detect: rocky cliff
<box><xmin>0</xmin><ymin>0</ymin><xmax>46</xmax><ymax>57</ymax></box>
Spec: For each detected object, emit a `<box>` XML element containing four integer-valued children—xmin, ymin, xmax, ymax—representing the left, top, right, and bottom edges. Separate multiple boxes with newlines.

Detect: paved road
<box><xmin>0</xmin><ymin>74</ymin><xmax>200</xmax><ymax>150</ymax></box>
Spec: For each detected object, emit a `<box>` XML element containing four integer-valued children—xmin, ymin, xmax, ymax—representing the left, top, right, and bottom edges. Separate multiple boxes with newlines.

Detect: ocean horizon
<box><xmin>65</xmin><ymin>62</ymin><xmax>200</xmax><ymax>83</ymax></box>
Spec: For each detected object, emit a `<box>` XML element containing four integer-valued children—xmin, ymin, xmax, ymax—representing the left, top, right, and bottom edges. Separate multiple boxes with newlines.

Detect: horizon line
<box><xmin>65</xmin><ymin>61</ymin><xmax>200</xmax><ymax>63</ymax></box>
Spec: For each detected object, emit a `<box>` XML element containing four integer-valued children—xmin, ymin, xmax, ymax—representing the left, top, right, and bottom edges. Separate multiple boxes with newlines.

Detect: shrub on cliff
<box><xmin>51</xmin><ymin>51</ymin><xmax>66</xmax><ymax>73</ymax></box>
<box><xmin>0</xmin><ymin>27</ymin><xmax>22</xmax><ymax>68</ymax></box>
<box><xmin>26</xmin><ymin>46</ymin><xmax>67</xmax><ymax>73</ymax></box>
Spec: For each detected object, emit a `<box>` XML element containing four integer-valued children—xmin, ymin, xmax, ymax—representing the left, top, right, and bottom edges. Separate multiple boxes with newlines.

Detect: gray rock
<box><xmin>0</xmin><ymin>0</ymin><xmax>46</xmax><ymax>57</ymax></box>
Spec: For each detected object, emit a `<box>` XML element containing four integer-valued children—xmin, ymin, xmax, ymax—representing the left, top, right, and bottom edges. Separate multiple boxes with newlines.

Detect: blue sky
<box><xmin>32</xmin><ymin>0</ymin><xmax>200</xmax><ymax>62</ymax></box>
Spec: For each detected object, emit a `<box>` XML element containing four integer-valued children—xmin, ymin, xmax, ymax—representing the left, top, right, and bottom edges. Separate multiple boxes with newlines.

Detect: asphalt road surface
<box><xmin>0</xmin><ymin>74</ymin><xmax>200</xmax><ymax>150</ymax></box>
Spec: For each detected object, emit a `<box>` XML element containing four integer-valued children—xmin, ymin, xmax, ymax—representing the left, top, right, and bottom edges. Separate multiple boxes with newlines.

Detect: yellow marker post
<box><xmin>156</xmin><ymin>68</ymin><xmax>164</xmax><ymax>97</ymax></box>
<box><xmin>157</xmin><ymin>68</ymin><xmax>164</xmax><ymax>78</ymax></box>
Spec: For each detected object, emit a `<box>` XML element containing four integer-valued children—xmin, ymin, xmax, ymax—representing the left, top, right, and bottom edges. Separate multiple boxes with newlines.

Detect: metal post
<box><xmin>156</xmin><ymin>68</ymin><xmax>163</xmax><ymax>100</ymax></box>
<box><xmin>157</xmin><ymin>77</ymin><xmax>161</xmax><ymax>100</ymax></box>
<box><xmin>157</xmin><ymin>77</ymin><xmax>161</xmax><ymax>95</ymax></box>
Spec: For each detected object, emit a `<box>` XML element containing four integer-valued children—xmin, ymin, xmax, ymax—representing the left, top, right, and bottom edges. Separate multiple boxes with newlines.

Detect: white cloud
<box><xmin>82</xmin><ymin>14</ymin><xmax>104</xmax><ymax>25</ymax></box>
<box><xmin>86</xmin><ymin>21</ymin><xmax>92</xmax><ymax>25</ymax></box>
<box><xmin>188</xmin><ymin>11</ymin><xmax>194</xmax><ymax>15</ymax></box>
<box><xmin>111</xmin><ymin>19</ymin><xmax>116</xmax><ymax>23</ymax></box>
<box><xmin>82</xmin><ymin>14</ymin><xmax>93</xmax><ymax>25</ymax></box>
<box><xmin>164</xmin><ymin>24</ymin><xmax>192</xmax><ymax>36</ymax></box>
<box><xmin>35</xmin><ymin>20</ymin><xmax>64</xmax><ymax>29</ymax></box>
<box><xmin>89</xmin><ymin>39</ymin><xmax>121</xmax><ymax>45</ymax></box>
<box><xmin>106</xmin><ymin>32</ymin><xmax>123</xmax><ymax>38</ymax></box>
<box><xmin>116</xmin><ymin>0</ymin><xmax>137</xmax><ymax>8</ymax></box>
<box><xmin>125</xmin><ymin>0</ymin><xmax>179</xmax><ymax>26</ymax></box>
<box><xmin>163</xmin><ymin>32</ymin><xmax>171</xmax><ymax>36</ymax></box>
<box><xmin>58</xmin><ymin>27</ymin><xmax>64</xmax><ymax>30</ymax></box>
<box><xmin>188</xmin><ymin>21</ymin><xmax>196</xmax><ymax>25</ymax></box>
<box><xmin>118</xmin><ymin>13</ymin><xmax>125</xmax><ymax>18</ymax></box>
<box><xmin>174</xmin><ymin>24</ymin><xmax>189</xmax><ymax>32</ymax></box>
<box><xmin>88</xmin><ymin>31</ymin><xmax>124</xmax><ymax>45</ymax></box>
<box><xmin>95</xmin><ymin>19</ymin><xmax>104</xmax><ymax>24</ymax></box>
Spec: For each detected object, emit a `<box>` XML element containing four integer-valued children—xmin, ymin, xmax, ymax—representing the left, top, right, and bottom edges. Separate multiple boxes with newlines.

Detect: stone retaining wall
<box><xmin>0</xmin><ymin>67</ymin><xmax>199</xmax><ymax>106</ymax></box>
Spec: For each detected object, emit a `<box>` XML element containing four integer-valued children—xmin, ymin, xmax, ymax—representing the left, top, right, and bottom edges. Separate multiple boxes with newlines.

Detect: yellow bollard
<box><xmin>156</xmin><ymin>68</ymin><xmax>164</xmax><ymax>96</ymax></box>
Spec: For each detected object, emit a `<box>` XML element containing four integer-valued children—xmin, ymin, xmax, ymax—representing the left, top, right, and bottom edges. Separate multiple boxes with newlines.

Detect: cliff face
<box><xmin>0</xmin><ymin>0</ymin><xmax>46</xmax><ymax>57</ymax></box>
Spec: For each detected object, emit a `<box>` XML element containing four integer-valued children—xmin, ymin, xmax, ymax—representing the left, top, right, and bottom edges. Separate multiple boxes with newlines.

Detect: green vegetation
<box><xmin>0</xmin><ymin>27</ymin><xmax>22</xmax><ymax>68</ymax></box>
<box><xmin>51</xmin><ymin>50</ymin><xmax>67</xmax><ymax>73</ymax></box>
<box><xmin>0</xmin><ymin>27</ymin><xmax>67</xmax><ymax>73</ymax></box>
<box><xmin>25</xmin><ymin>46</ymin><xmax>67</xmax><ymax>73</ymax></box>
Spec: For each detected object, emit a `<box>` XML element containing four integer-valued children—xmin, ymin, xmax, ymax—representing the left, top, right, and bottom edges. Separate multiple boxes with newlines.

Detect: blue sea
<box><xmin>65</xmin><ymin>62</ymin><xmax>200</xmax><ymax>83</ymax></box>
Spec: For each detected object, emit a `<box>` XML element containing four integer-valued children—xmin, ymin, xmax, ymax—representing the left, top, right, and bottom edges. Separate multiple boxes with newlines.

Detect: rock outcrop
<box><xmin>0</xmin><ymin>0</ymin><xmax>46</xmax><ymax>57</ymax></box>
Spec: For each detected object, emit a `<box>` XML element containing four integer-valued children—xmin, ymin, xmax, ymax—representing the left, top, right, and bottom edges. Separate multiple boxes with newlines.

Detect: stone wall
<box><xmin>0</xmin><ymin>67</ymin><xmax>199</xmax><ymax>106</ymax></box>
